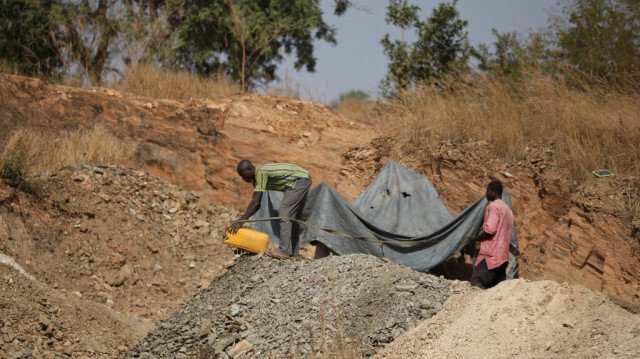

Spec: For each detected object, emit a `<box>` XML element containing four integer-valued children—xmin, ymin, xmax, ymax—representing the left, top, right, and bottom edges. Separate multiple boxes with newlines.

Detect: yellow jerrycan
<box><xmin>224</xmin><ymin>228</ymin><xmax>270</xmax><ymax>253</ymax></box>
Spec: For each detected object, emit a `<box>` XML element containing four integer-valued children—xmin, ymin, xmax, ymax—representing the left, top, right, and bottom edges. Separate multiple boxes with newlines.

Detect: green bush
<box><xmin>1</xmin><ymin>156</ymin><xmax>40</xmax><ymax>194</ymax></box>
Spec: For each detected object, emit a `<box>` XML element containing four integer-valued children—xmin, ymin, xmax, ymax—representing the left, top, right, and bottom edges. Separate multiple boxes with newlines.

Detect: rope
<box><xmin>232</xmin><ymin>217</ymin><xmax>450</xmax><ymax>247</ymax></box>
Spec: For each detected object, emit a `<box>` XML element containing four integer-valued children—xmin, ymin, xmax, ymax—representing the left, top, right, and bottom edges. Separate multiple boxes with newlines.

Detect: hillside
<box><xmin>0</xmin><ymin>165</ymin><xmax>239</xmax><ymax>321</ymax></box>
<box><xmin>1</xmin><ymin>259</ymin><xmax>153</xmax><ymax>358</ymax></box>
<box><xmin>0</xmin><ymin>74</ymin><xmax>374</xmax><ymax>205</ymax></box>
<box><xmin>1</xmin><ymin>74</ymin><xmax>639</xmax><ymax>358</ymax></box>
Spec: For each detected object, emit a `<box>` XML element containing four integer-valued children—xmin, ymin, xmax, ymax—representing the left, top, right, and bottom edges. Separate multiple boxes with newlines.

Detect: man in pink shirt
<box><xmin>468</xmin><ymin>181</ymin><xmax>514</xmax><ymax>289</ymax></box>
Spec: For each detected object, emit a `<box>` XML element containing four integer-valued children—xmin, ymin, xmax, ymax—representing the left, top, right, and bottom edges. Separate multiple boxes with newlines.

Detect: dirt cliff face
<box><xmin>0</xmin><ymin>74</ymin><xmax>373</xmax><ymax>208</ymax></box>
<box><xmin>338</xmin><ymin>138</ymin><xmax>640</xmax><ymax>305</ymax></box>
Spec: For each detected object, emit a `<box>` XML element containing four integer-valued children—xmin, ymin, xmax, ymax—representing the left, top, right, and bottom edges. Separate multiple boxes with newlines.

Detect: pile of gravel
<box><xmin>129</xmin><ymin>254</ymin><xmax>470</xmax><ymax>358</ymax></box>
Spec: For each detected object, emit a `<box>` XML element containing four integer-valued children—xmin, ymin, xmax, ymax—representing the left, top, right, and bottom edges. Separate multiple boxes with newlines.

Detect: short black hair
<box><xmin>487</xmin><ymin>180</ymin><xmax>503</xmax><ymax>196</ymax></box>
<box><xmin>237</xmin><ymin>159</ymin><xmax>253</xmax><ymax>173</ymax></box>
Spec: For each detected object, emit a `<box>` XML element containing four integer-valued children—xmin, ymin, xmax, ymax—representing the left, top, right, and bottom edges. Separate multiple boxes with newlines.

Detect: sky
<box><xmin>268</xmin><ymin>0</ymin><xmax>559</xmax><ymax>104</ymax></box>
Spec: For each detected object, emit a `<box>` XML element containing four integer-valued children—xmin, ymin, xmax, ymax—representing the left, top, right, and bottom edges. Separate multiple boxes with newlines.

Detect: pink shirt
<box><xmin>475</xmin><ymin>199</ymin><xmax>514</xmax><ymax>270</ymax></box>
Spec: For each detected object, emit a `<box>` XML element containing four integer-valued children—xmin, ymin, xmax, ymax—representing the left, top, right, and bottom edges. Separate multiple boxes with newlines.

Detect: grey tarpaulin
<box><xmin>251</xmin><ymin>160</ymin><xmax>519</xmax><ymax>279</ymax></box>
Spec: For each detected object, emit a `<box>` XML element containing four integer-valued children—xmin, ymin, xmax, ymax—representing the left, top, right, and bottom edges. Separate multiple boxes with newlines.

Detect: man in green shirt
<box><xmin>229</xmin><ymin>159</ymin><xmax>312</xmax><ymax>259</ymax></box>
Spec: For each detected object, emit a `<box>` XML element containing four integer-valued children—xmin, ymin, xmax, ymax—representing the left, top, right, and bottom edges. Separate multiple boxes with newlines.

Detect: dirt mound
<box><xmin>0</xmin><ymin>74</ymin><xmax>374</xmax><ymax>207</ymax></box>
<box><xmin>127</xmin><ymin>254</ymin><xmax>470</xmax><ymax>358</ymax></box>
<box><xmin>0</xmin><ymin>164</ymin><xmax>239</xmax><ymax>321</ymax></box>
<box><xmin>0</xmin><ymin>262</ymin><xmax>153</xmax><ymax>359</ymax></box>
<box><xmin>338</xmin><ymin>137</ymin><xmax>640</xmax><ymax>305</ymax></box>
<box><xmin>375</xmin><ymin>279</ymin><xmax>640</xmax><ymax>359</ymax></box>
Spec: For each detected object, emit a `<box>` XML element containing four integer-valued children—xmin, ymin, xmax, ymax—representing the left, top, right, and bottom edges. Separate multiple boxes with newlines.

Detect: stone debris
<box><xmin>128</xmin><ymin>254</ymin><xmax>470</xmax><ymax>358</ymax></box>
<box><xmin>0</xmin><ymin>262</ymin><xmax>153</xmax><ymax>359</ymax></box>
<box><xmin>0</xmin><ymin>164</ymin><xmax>240</xmax><ymax>323</ymax></box>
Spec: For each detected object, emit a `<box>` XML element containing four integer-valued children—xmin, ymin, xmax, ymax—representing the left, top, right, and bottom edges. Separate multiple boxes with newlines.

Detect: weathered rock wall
<box><xmin>337</xmin><ymin>138</ymin><xmax>640</xmax><ymax>305</ymax></box>
<box><xmin>0</xmin><ymin>74</ymin><xmax>374</xmax><ymax>208</ymax></box>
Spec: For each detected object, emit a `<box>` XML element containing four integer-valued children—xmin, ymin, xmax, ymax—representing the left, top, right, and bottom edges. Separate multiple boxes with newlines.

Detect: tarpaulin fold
<box><xmin>252</xmin><ymin>161</ymin><xmax>519</xmax><ymax>279</ymax></box>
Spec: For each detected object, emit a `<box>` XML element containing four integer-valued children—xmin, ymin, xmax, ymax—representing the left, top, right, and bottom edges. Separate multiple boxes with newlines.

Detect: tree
<box><xmin>338</xmin><ymin>89</ymin><xmax>369</xmax><ymax>103</ymax></box>
<box><xmin>165</xmin><ymin>0</ymin><xmax>351</xmax><ymax>91</ymax></box>
<box><xmin>475</xmin><ymin>30</ymin><xmax>527</xmax><ymax>78</ymax></box>
<box><xmin>380</xmin><ymin>0</ymin><xmax>472</xmax><ymax>95</ymax></box>
<box><xmin>475</xmin><ymin>30</ymin><xmax>554</xmax><ymax>80</ymax></box>
<box><xmin>551</xmin><ymin>0</ymin><xmax>639</xmax><ymax>86</ymax></box>
<box><xmin>49</xmin><ymin>0</ymin><xmax>165</xmax><ymax>85</ymax></box>
<box><xmin>117</xmin><ymin>0</ymin><xmax>169</xmax><ymax>67</ymax></box>
<box><xmin>0</xmin><ymin>0</ymin><xmax>61</xmax><ymax>76</ymax></box>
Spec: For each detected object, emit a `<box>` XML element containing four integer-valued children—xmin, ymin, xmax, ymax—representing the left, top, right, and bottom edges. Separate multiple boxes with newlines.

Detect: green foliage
<box><xmin>381</xmin><ymin>0</ymin><xmax>472</xmax><ymax>95</ymax></box>
<box><xmin>552</xmin><ymin>0</ymin><xmax>639</xmax><ymax>87</ymax></box>
<box><xmin>478</xmin><ymin>0</ymin><xmax>639</xmax><ymax>90</ymax></box>
<box><xmin>338</xmin><ymin>90</ymin><xmax>369</xmax><ymax>103</ymax></box>
<box><xmin>475</xmin><ymin>30</ymin><xmax>527</xmax><ymax>78</ymax></box>
<box><xmin>0</xmin><ymin>0</ymin><xmax>348</xmax><ymax>88</ymax></box>
<box><xmin>1</xmin><ymin>156</ymin><xmax>40</xmax><ymax>195</ymax></box>
<box><xmin>475</xmin><ymin>30</ymin><xmax>554</xmax><ymax>80</ymax></box>
<box><xmin>0</xmin><ymin>0</ymin><xmax>61</xmax><ymax>76</ymax></box>
<box><xmin>0</xmin><ymin>0</ymin><xmax>167</xmax><ymax>84</ymax></box>
<box><xmin>165</xmin><ymin>0</ymin><xmax>350</xmax><ymax>91</ymax></box>
<box><xmin>48</xmin><ymin>0</ymin><xmax>164</xmax><ymax>85</ymax></box>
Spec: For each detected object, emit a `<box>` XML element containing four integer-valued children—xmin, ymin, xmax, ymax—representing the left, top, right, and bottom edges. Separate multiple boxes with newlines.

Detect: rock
<box><xmin>489</xmin><ymin>171</ymin><xmax>510</xmax><ymax>185</ymax></box>
<box><xmin>109</xmin><ymin>264</ymin><xmax>134</xmax><ymax>287</ymax></box>
<box><xmin>419</xmin><ymin>299</ymin><xmax>433</xmax><ymax>309</ymax></box>
<box><xmin>110</xmin><ymin>253</ymin><xmax>126</xmax><ymax>268</ymax></box>
<box><xmin>395</xmin><ymin>283</ymin><xmax>418</xmax><ymax>292</ymax></box>
<box><xmin>38</xmin><ymin>315</ymin><xmax>51</xmax><ymax>330</ymax></box>
<box><xmin>194</xmin><ymin>220</ymin><xmax>209</xmax><ymax>229</ymax></box>
<box><xmin>127</xmin><ymin>255</ymin><xmax>457</xmax><ymax>358</ymax></box>
<box><xmin>227</xmin><ymin>340</ymin><xmax>254</xmax><ymax>358</ymax></box>
<box><xmin>199</xmin><ymin>319</ymin><xmax>212</xmax><ymax>338</ymax></box>
<box><xmin>230</xmin><ymin>304</ymin><xmax>241</xmax><ymax>317</ymax></box>
<box><xmin>213</xmin><ymin>334</ymin><xmax>237</xmax><ymax>353</ymax></box>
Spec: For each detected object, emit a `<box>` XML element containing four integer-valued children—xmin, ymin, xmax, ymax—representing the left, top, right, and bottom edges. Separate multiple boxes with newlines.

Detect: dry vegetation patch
<box><xmin>117</xmin><ymin>64</ymin><xmax>241</xmax><ymax>101</ymax></box>
<box><xmin>378</xmin><ymin>73</ymin><xmax>640</xmax><ymax>182</ymax></box>
<box><xmin>1</xmin><ymin>127</ymin><xmax>136</xmax><ymax>174</ymax></box>
<box><xmin>333</xmin><ymin>99</ymin><xmax>378</xmax><ymax>125</ymax></box>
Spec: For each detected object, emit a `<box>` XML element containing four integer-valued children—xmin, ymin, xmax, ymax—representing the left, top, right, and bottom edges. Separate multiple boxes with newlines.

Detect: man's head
<box><xmin>486</xmin><ymin>180</ymin><xmax>503</xmax><ymax>202</ymax></box>
<box><xmin>237</xmin><ymin>159</ymin><xmax>255</xmax><ymax>183</ymax></box>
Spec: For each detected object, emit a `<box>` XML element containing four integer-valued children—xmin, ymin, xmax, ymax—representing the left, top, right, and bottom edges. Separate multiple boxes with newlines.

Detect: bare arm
<box><xmin>228</xmin><ymin>191</ymin><xmax>263</xmax><ymax>233</ymax></box>
<box><xmin>468</xmin><ymin>231</ymin><xmax>492</xmax><ymax>243</ymax></box>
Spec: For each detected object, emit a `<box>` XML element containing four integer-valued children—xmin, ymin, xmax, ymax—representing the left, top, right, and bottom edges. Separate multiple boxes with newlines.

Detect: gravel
<box><xmin>128</xmin><ymin>254</ymin><xmax>470</xmax><ymax>358</ymax></box>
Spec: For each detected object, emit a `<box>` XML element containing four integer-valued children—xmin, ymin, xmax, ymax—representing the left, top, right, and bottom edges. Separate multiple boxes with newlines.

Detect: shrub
<box><xmin>1</xmin><ymin>155</ymin><xmax>40</xmax><ymax>194</ymax></box>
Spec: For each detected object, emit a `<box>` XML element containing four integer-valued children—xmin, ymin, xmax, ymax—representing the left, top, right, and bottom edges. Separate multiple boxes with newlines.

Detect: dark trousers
<box><xmin>278</xmin><ymin>176</ymin><xmax>311</xmax><ymax>256</ymax></box>
<box><xmin>470</xmin><ymin>259</ymin><xmax>508</xmax><ymax>289</ymax></box>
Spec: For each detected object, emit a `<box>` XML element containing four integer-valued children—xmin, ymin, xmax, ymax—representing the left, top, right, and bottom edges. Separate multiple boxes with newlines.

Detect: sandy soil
<box><xmin>375</xmin><ymin>279</ymin><xmax>640</xmax><ymax>359</ymax></box>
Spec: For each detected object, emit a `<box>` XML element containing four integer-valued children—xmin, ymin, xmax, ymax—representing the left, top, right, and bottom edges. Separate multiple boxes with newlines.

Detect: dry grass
<box><xmin>0</xmin><ymin>60</ymin><xmax>19</xmax><ymax>75</ymax></box>
<box><xmin>116</xmin><ymin>64</ymin><xmax>241</xmax><ymax>101</ymax></box>
<box><xmin>380</xmin><ymin>71</ymin><xmax>640</xmax><ymax>181</ymax></box>
<box><xmin>1</xmin><ymin>127</ymin><xmax>136</xmax><ymax>174</ymax></box>
<box><xmin>333</xmin><ymin>99</ymin><xmax>379</xmax><ymax>126</ymax></box>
